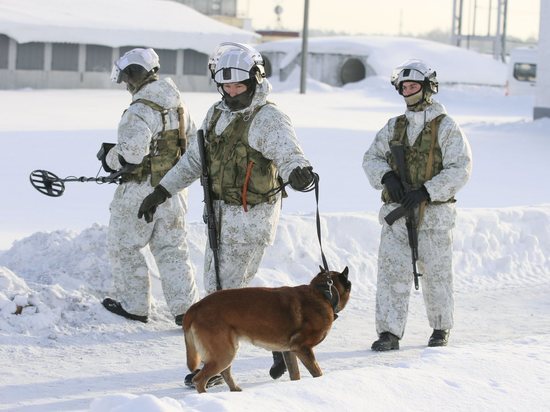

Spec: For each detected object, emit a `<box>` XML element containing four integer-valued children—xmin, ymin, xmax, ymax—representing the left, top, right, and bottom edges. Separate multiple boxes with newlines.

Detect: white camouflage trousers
<box><xmin>375</xmin><ymin>221</ymin><xmax>454</xmax><ymax>338</ymax></box>
<box><xmin>107</xmin><ymin>182</ymin><xmax>199</xmax><ymax>317</ymax></box>
<box><xmin>201</xmin><ymin>199</ymin><xmax>280</xmax><ymax>294</ymax></box>
<box><xmin>203</xmin><ymin>241</ymin><xmax>266</xmax><ymax>294</ymax></box>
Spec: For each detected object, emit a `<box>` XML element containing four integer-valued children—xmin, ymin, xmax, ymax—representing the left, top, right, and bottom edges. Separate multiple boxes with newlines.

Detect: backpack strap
<box><xmin>131</xmin><ymin>98</ymin><xmax>168</xmax><ymax>132</ymax></box>
<box><xmin>131</xmin><ymin>98</ymin><xmax>187</xmax><ymax>151</ymax></box>
<box><xmin>418</xmin><ymin>114</ymin><xmax>446</xmax><ymax>226</ymax></box>
<box><xmin>177</xmin><ymin>106</ymin><xmax>187</xmax><ymax>151</ymax></box>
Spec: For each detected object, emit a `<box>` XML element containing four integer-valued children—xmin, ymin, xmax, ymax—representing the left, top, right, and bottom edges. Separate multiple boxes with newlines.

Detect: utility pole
<box><xmin>300</xmin><ymin>0</ymin><xmax>309</xmax><ymax>94</ymax></box>
<box><xmin>451</xmin><ymin>0</ymin><xmax>507</xmax><ymax>61</ymax></box>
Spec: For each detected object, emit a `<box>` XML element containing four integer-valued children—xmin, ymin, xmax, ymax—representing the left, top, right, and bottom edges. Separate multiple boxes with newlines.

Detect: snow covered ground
<box><xmin>1</xmin><ymin>44</ymin><xmax>550</xmax><ymax>411</ymax></box>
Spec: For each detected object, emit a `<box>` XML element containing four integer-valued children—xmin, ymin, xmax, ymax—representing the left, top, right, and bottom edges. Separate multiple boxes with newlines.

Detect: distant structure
<box><xmin>451</xmin><ymin>0</ymin><xmax>508</xmax><ymax>61</ymax></box>
<box><xmin>534</xmin><ymin>0</ymin><xmax>550</xmax><ymax>119</ymax></box>
<box><xmin>0</xmin><ymin>0</ymin><xmax>258</xmax><ymax>91</ymax></box>
<box><xmin>173</xmin><ymin>0</ymin><xmax>252</xmax><ymax>30</ymax></box>
<box><xmin>177</xmin><ymin>0</ymin><xmax>297</xmax><ymax>43</ymax></box>
<box><xmin>256</xmin><ymin>4</ymin><xmax>300</xmax><ymax>44</ymax></box>
<box><xmin>256</xmin><ymin>30</ymin><xmax>300</xmax><ymax>44</ymax></box>
<box><xmin>257</xmin><ymin>36</ymin><xmax>507</xmax><ymax>88</ymax></box>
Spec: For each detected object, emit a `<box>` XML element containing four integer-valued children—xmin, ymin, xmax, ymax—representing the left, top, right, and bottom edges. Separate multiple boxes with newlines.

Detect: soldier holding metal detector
<box><xmin>363</xmin><ymin>59</ymin><xmax>472</xmax><ymax>350</ymax></box>
<box><xmin>138</xmin><ymin>43</ymin><xmax>314</xmax><ymax>385</ymax></box>
<box><xmin>100</xmin><ymin>48</ymin><xmax>199</xmax><ymax>326</ymax></box>
<box><xmin>30</xmin><ymin>48</ymin><xmax>200</xmax><ymax>326</ymax></box>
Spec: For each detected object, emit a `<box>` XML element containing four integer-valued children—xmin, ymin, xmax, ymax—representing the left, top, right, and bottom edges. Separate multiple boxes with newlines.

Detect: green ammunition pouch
<box><xmin>122</xmin><ymin>99</ymin><xmax>187</xmax><ymax>186</ymax></box>
<box><xmin>206</xmin><ymin>104</ymin><xmax>281</xmax><ymax>207</ymax></box>
<box><xmin>382</xmin><ymin>113</ymin><xmax>454</xmax><ymax>205</ymax></box>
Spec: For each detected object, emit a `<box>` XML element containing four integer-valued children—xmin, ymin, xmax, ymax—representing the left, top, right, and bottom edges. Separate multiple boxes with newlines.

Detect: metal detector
<box><xmin>29</xmin><ymin>169</ymin><xmax>121</xmax><ymax>197</ymax></box>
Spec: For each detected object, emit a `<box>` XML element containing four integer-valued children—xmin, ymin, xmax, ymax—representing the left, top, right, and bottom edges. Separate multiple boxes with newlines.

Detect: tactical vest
<box><xmin>122</xmin><ymin>98</ymin><xmax>187</xmax><ymax>186</ymax></box>
<box><xmin>382</xmin><ymin>113</ymin><xmax>452</xmax><ymax>203</ymax></box>
<box><xmin>206</xmin><ymin>104</ymin><xmax>280</xmax><ymax>207</ymax></box>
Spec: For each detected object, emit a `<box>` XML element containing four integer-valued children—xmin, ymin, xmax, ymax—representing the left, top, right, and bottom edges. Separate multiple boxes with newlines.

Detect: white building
<box><xmin>257</xmin><ymin>36</ymin><xmax>507</xmax><ymax>87</ymax></box>
<box><xmin>0</xmin><ymin>0</ymin><xmax>259</xmax><ymax>91</ymax></box>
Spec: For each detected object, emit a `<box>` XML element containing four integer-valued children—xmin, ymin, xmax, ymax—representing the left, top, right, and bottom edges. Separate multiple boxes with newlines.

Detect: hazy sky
<box><xmin>239</xmin><ymin>0</ymin><xmax>540</xmax><ymax>41</ymax></box>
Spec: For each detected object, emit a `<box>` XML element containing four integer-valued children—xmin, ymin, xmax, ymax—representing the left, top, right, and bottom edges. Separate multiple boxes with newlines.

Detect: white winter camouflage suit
<box><xmin>105</xmin><ymin>78</ymin><xmax>199</xmax><ymax>317</ymax></box>
<box><xmin>363</xmin><ymin>100</ymin><xmax>472</xmax><ymax>338</ymax></box>
<box><xmin>160</xmin><ymin>79</ymin><xmax>310</xmax><ymax>294</ymax></box>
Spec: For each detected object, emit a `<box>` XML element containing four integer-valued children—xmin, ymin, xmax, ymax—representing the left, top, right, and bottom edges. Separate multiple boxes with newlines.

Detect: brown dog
<box><xmin>183</xmin><ymin>267</ymin><xmax>351</xmax><ymax>393</ymax></box>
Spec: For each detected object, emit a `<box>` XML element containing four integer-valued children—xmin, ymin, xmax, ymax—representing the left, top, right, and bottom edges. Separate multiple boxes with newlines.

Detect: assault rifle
<box><xmin>197</xmin><ymin>129</ymin><xmax>222</xmax><ymax>291</ymax></box>
<box><xmin>384</xmin><ymin>144</ymin><xmax>423</xmax><ymax>290</ymax></box>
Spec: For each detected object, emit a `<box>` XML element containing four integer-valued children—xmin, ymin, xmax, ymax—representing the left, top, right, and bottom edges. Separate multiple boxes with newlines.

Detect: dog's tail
<box><xmin>184</xmin><ymin>313</ymin><xmax>201</xmax><ymax>372</ymax></box>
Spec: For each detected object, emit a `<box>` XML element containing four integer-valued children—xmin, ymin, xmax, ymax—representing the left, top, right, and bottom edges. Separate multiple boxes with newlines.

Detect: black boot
<box><xmin>428</xmin><ymin>329</ymin><xmax>450</xmax><ymax>347</ymax></box>
<box><xmin>269</xmin><ymin>351</ymin><xmax>287</xmax><ymax>379</ymax></box>
<box><xmin>371</xmin><ymin>332</ymin><xmax>400</xmax><ymax>351</ymax></box>
<box><xmin>175</xmin><ymin>314</ymin><xmax>184</xmax><ymax>326</ymax></box>
<box><xmin>184</xmin><ymin>369</ymin><xmax>223</xmax><ymax>388</ymax></box>
<box><xmin>102</xmin><ymin>298</ymin><xmax>148</xmax><ymax>323</ymax></box>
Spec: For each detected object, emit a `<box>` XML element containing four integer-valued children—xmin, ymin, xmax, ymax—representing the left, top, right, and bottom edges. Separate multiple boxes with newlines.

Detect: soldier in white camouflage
<box><xmin>138</xmin><ymin>42</ymin><xmax>314</xmax><ymax>386</ymax></box>
<box><xmin>363</xmin><ymin>59</ymin><xmax>472</xmax><ymax>350</ymax></box>
<box><xmin>100</xmin><ymin>48</ymin><xmax>199</xmax><ymax>326</ymax></box>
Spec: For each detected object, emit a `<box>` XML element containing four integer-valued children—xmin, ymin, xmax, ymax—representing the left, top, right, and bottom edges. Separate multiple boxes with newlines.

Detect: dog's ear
<box><xmin>319</xmin><ymin>265</ymin><xmax>326</xmax><ymax>273</ymax></box>
<box><xmin>339</xmin><ymin>267</ymin><xmax>351</xmax><ymax>291</ymax></box>
<box><xmin>341</xmin><ymin>266</ymin><xmax>349</xmax><ymax>279</ymax></box>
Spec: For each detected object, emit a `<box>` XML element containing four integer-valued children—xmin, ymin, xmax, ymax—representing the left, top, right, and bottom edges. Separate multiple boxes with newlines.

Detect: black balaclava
<box><xmin>220</xmin><ymin>79</ymin><xmax>256</xmax><ymax>111</ymax></box>
<box><xmin>124</xmin><ymin>65</ymin><xmax>159</xmax><ymax>95</ymax></box>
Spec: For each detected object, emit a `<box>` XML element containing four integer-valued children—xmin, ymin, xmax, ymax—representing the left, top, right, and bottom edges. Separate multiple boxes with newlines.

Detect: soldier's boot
<box><xmin>428</xmin><ymin>329</ymin><xmax>450</xmax><ymax>347</ymax></box>
<box><xmin>371</xmin><ymin>332</ymin><xmax>400</xmax><ymax>351</ymax></box>
<box><xmin>269</xmin><ymin>351</ymin><xmax>287</xmax><ymax>379</ymax></box>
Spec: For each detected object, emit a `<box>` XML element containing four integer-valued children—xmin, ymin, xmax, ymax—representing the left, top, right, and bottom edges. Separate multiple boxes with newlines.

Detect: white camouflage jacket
<box><xmin>106</xmin><ymin>78</ymin><xmax>196</xmax><ymax>171</ymax></box>
<box><xmin>363</xmin><ymin>100</ymin><xmax>473</xmax><ymax>230</ymax></box>
<box><xmin>160</xmin><ymin>79</ymin><xmax>310</xmax><ymax>245</ymax></box>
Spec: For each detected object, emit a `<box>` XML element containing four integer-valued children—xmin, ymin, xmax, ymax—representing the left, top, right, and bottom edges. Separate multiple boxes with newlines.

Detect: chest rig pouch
<box><xmin>122</xmin><ymin>98</ymin><xmax>187</xmax><ymax>186</ymax></box>
<box><xmin>206</xmin><ymin>104</ymin><xmax>280</xmax><ymax>207</ymax></box>
<box><xmin>382</xmin><ymin>113</ymin><xmax>454</xmax><ymax>204</ymax></box>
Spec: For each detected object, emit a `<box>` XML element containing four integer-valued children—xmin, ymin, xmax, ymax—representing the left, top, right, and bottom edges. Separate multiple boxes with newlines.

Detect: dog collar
<box><xmin>315</xmin><ymin>281</ymin><xmax>340</xmax><ymax>320</ymax></box>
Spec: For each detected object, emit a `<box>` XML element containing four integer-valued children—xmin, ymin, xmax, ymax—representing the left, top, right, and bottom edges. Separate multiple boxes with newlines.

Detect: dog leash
<box><xmin>263</xmin><ymin>171</ymin><xmax>330</xmax><ymax>271</ymax></box>
<box><xmin>311</xmin><ymin>173</ymin><xmax>330</xmax><ymax>272</ymax></box>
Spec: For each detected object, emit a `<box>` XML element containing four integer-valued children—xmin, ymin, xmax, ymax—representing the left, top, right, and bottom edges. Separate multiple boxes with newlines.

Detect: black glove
<box><xmin>382</xmin><ymin>171</ymin><xmax>404</xmax><ymax>203</ymax></box>
<box><xmin>401</xmin><ymin>186</ymin><xmax>430</xmax><ymax>210</ymax></box>
<box><xmin>96</xmin><ymin>143</ymin><xmax>116</xmax><ymax>173</ymax></box>
<box><xmin>288</xmin><ymin>166</ymin><xmax>314</xmax><ymax>190</ymax></box>
<box><xmin>138</xmin><ymin>185</ymin><xmax>171</xmax><ymax>223</ymax></box>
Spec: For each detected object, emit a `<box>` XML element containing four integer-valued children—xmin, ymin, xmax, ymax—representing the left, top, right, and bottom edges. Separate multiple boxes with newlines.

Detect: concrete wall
<box><xmin>0</xmin><ymin>35</ymin><xmax>212</xmax><ymax>91</ymax></box>
<box><xmin>262</xmin><ymin>51</ymin><xmax>373</xmax><ymax>87</ymax></box>
<box><xmin>534</xmin><ymin>0</ymin><xmax>550</xmax><ymax>119</ymax></box>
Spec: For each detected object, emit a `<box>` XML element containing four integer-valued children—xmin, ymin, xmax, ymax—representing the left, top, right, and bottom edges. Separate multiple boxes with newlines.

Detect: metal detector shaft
<box><xmin>29</xmin><ymin>169</ymin><xmax>120</xmax><ymax>197</ymax></box>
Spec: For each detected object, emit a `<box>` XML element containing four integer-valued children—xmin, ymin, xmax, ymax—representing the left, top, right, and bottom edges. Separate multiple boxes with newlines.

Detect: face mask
<box><xmin>220</xmin><ymin>82</ymin><xmax>256</xmax><ymax>111</ymax></box>
<box><xmin>404</xmin><ymin>88</ymin><xmax>423</xmax><ymax>107</ymax></box>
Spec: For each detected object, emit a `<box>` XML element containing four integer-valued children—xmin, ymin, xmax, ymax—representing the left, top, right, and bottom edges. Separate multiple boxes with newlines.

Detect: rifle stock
<box><xmin>387</xmin><ymin>144</ymin><xmax>422</xmax><ymax>290</ymax></box>
<box><xmin>197</xmin><ymin>129</ymin><xmax>222</xmax><ymax>291</ymax></box>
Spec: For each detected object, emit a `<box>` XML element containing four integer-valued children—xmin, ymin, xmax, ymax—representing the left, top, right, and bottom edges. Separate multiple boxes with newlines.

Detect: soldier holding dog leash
<box><xmin>138</xmin><ymin>42</ymin><xmax>315</xmax><ymax>385</ymax></box>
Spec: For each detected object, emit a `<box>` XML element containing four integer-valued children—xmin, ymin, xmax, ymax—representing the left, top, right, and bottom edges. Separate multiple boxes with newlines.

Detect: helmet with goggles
<box><xmin>208</xmin><ymin>42</ymin><xmax>266</xmax><ymax>85</ymax></box>
<box><xmin>390</xmin><ymin>59</ymin><xmax>438</xmax><ymax>95</ymax></box>
<box><xmin>110</xmin><ymin>48</ymin><xmax>160</xmax><ymax>84</ymax></box>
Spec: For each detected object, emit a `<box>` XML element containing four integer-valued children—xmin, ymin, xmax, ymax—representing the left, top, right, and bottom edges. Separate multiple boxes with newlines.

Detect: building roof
<box><xmin>0</xmin><ymin>0</ymin><xmax>260</xmax><ymax>54</ymax></box>
<box><xmin>257</xmin><ymin>36</ymin><xmax>507</xmax><ymax>86</ymax></box>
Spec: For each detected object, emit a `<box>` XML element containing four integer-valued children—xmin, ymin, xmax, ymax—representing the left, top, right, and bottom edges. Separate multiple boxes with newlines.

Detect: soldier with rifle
<box><xmin>363</xmin><ymin>59</ymin><xmax>472</xmax><ymax>351</ymax></box>
<box><xmin>138</xmin><ymin>43</ymin><xmax>314</xmax><ymax>385</ymax></box>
